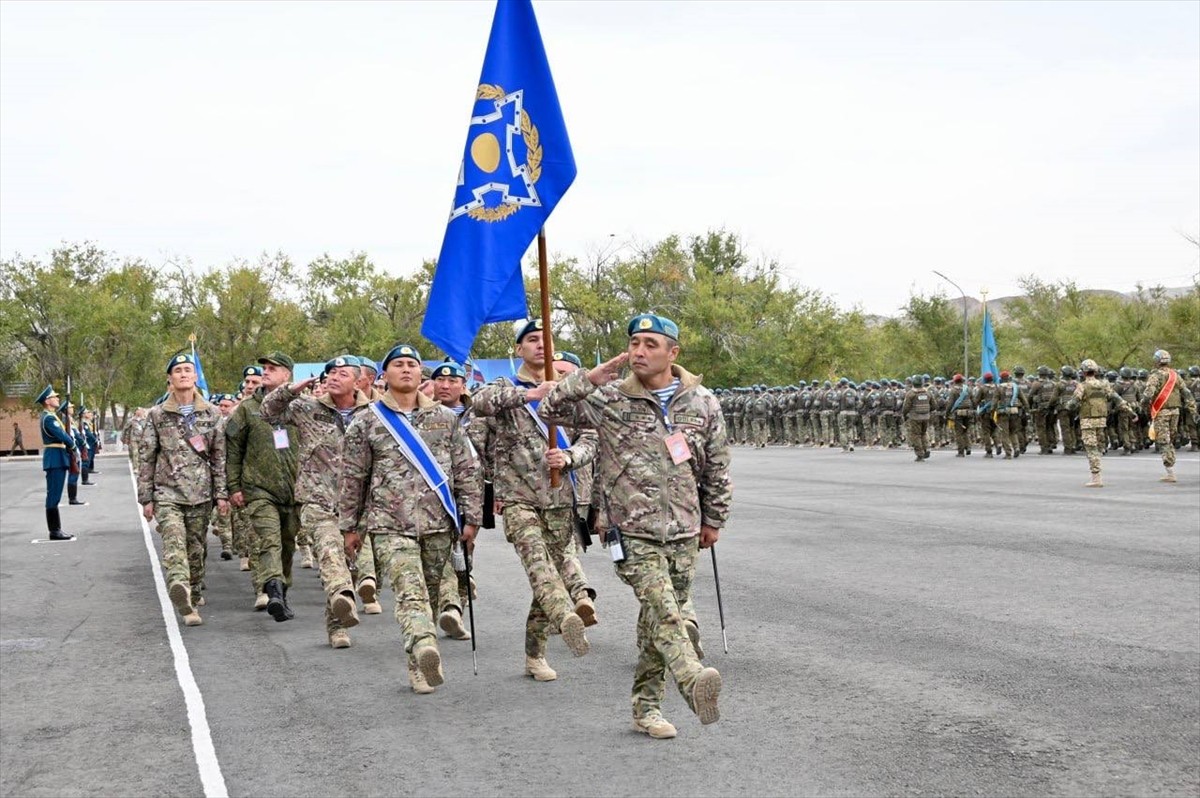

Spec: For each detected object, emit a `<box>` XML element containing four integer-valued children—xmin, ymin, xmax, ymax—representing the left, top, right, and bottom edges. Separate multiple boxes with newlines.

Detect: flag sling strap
<box><xmin>1150</xmin><ymin>370</ymin><xmax>1178</xmax><ymax>420</ymax></box>
<box><xmin>370</xmin><ymin>402</ymin><xmax>461</xmax><ymax>532</ymax></box>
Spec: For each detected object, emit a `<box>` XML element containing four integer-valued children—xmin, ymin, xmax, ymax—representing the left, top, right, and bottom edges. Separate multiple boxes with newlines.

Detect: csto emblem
<box><xmin>451</xmin><ymin>84</ymin><xmax>543</xmax><ymax>223</ymax></box>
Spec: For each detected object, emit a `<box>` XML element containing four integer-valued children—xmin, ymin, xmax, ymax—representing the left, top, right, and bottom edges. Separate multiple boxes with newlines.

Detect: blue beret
<box><xmin>35</xmin><ymin>384</ymin><xmax>59</xmax><ymax>405</ymax></box>
<box><xmin>242</xmin><ymin>365</ymin><xmax>263</xmax><ymax>378</ymax></box>
<box><xmin>382</xmin><ymin>344</ymin><xmax>422</xmax><ymax>368</ymax></box>
<box><xmin>431</xmin><ymin>360</ymin><xmax>466</xmax><ymax>379</ymax></box>
<box><xmin>357</xmin><ymin>356</ymin><xmax>378</xmax><ymax>373</ymax></box>
<box><xmin>627</xmin><ymin>314</ymin><xmax>680</xmax><ymax>341</ymax></box>
<box><xmin>514</xmin><ymin>318</ymin><xmax>543</xmax><ymax>343</ymax></box>
<box><xmin>324</xmin><ymin>355</ymin><xmax>358</xmax><ymax>375</ymax></box>
<box><xmin>167</xmin><ymin>353</ymin><xmax>195</xmax><ymax>374</ymax></box>
<box><xmin>552</xmin><ymin>351</ymin><xmax>582</xmax><ymax>368</ymax></box>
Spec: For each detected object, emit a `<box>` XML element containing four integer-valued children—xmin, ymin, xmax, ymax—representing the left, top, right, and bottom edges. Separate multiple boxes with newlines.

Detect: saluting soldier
<box><xmin>338</xmin><ymin>344</ymin><xmax>482</xmax><ymax>693</ymax></box>
<box><xmin>35</xmin><ymin>385</ymin><xmax>77</xmax><ymax>541</ymax></box>
<box><xmin>262</xmin><ymin>355</ymin><xmax>372</xmax><ymax>649</ymax></box>
<box><xmin>472</xmin><ymin>320</ymin><xmax>596</xmax><ymax>683</ymax></box>
<box><xmin>137</xmin><ymin>354</ymin><xmax>229</xmax><ymax>626</ymax></box>
<box><xmin>539</xmin><ymin>313</ymin><xmax>729</xmax><ymax>740</ymax></box>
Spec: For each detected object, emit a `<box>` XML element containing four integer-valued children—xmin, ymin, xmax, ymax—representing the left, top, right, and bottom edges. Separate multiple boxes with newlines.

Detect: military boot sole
<box><xmin>168</xmin><ymin>582</ymin><xmax>193</xmax><ymax>617</ymax></box>
<box><xmin>561</xmin><ymin>612</ymin><xmax>589</xmax><ymax>657</ymax></box>
<box><xmin>416</xmin><ymin>646</ymin><xmax>444</xmax><ymax>687</ymax></box>
<box><xmin>691</xmin><ymin>667</ymin><xmax>722</xmax><ymax>725</ymax></box>
<box><xmin>438</xmin><ymin>609</ymin><xmax>470</xmax><ymax>639</ymax></box>
<box><xmin>358</xmin><ymin>579</ymin><xmax>378</xmax><ymax>604</ymax></box>
<box><xmin>574</xmin><ymin>598</ymin><xmax>598</xmax><ymax>627</ymax></box>
<box><xmin>182</xmin><ymin>612</ymin><xmax>203</xmax><ymax>627</ymax></box>
<box><xmin>329</xmin><ymin>631</ymin><xmax>352</xmax><ymax>649</ymax></box>
<box><xmin>267</xmin><ymin>595</ymin><xmax>294</xmax><ymax>623</ymax></box>
<box><xmin>332</xmin><ymin>593</ymin><xmax>360</xmax><ymax>628</ymax></box>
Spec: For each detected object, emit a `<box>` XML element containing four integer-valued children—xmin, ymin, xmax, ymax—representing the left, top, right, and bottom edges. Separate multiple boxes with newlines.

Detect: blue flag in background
<box><xmin>191</xmin><ymin>340</ymin><xmax>210</xmax><ymax>399</ymax></box>
<box><xmin>981</xmin><ymin>306</ymin><xmax>999</xmax><ymax>379</ymax></box>
<box><xmin>421</xmin><ymin>0</ymin><xmax>577</xmax><ymax>362</ymax></box>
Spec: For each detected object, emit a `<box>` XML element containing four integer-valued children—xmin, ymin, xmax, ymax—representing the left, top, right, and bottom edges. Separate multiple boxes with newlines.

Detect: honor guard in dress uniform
<box><xmin>539</xmin><ymin>313</ymin><xmax>730</xmax><ymax>739</ymax></box>
<box><xmin>62</xmin><ymin>401</ymin><xmax>88</xmax><ymax>506</ymax></box>
<box><xmin>36</xmin><ymin>385</ymin><xmax>77</xmax><ymax>541</ymax></box>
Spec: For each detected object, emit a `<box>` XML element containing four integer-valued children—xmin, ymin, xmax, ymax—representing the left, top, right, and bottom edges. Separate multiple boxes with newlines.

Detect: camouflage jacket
<box><xmin>470</xmin><ymin>365</ymin><xmax>597</xmax><ymax>510</ymax></box>
<box><xmin>338</xmin><ymin>390</ymin><xmax>483</xmax><ymax>538</ymax></box>
<box><xmin>137</xmin><ymin>393</ymin><xmax>227</xmax><ymax>506</ymax></box>
<box><xmin>260</xmin><ymin>385</ymin><xmax>371</xmax><ymax>509</ymax></box>
<box><xmin>538</xmin><ymin>365</ymin><xmax>733</xmax><ymax>544</ymax></box>
<box><xmin>224</xmin><ymin>389</ymin><xmax>299</xmax><ymax>505</ymax></box>
<box><xmin>1143</xmin><ymin>367</ymin><xmax>1196</xmax><ymax>414</ymax></box>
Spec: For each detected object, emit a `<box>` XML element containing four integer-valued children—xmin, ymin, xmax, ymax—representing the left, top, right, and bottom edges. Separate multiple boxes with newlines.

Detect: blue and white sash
<box><xmin>516</xmin><ymin>378</ymin><xmax>576</xmax><ymax>489</ymax></box>
<box><xmin>371</xmin><ymin>401</ymin><xmax>460</xmax><ymax>532</ymax></box>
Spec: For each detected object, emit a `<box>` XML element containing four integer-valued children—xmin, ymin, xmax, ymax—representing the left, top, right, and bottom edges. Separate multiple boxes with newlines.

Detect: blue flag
<box><xmin>421</xmin><ymin>0</ymin><xmax>576</xmax><ymax>362</ymax></box>
<box><xmin>191</xmin><ymin>340</ymin><xmax>210</xmax><ymax>399</ymax></box>
<box><xmin>981</xmin><ymin>306</ymin><xmax>999</xmax><ymax>379</ymax></box>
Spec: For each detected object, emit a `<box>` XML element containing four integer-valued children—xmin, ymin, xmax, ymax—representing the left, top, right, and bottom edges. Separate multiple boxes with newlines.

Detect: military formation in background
<box><xmin>717</xmin><ymin>355</ymin><xmax>1199</xmax><ymax>485</ymax></box>
<box><xmin>31</xmin><ymin>312</ymin><xmax>730</xmax><ymax>740</ymax></box>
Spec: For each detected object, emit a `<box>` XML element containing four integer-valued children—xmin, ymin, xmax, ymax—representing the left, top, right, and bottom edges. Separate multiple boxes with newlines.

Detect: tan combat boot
<box><xmin>438</xmin><ymin>608</ymin><xmax>471</xmax><ymax>640</ymax></box>
<box><xmin>415</xmin><ymin>645</ymin><xmax>444</xmax><ymax>687</ymax></box>
<box><xmin>632</xmin><ymin>712</ymin><xmax>677</xmax><ymax>739</ymax></box>
<box><xmin>1161</xmin><ymin>467</ymin><xmax>1177</xmax><ymax>483</ymax></box>
<box><xmin>1085</xmin><ymin>473</ymin><xmax>1104</xmax><ymax>488</ymax></box>
<box><xmin>574</xmin><ymin>596</ymin><xmax>598</xmax><ymax>627</ymax></box>
<box><xmin>299</xmin><ymin>545</ymin><xmax>314</xmax><ymax>569</ymax></box>
<box><xmin>691</xmin><ymin>667</ymin><xmax>722</xmax><ymax>725</ymax></box>
<box><xmin>329</xmin><ymin>629</ymin><xmax>352</xmax><ymax>649</ymax></box>
<box><xmin>560</xmin><ymin>612</ymin><xmax>589</xmax><ymax>657</ymax></box>
<box><xmin>359</xmin><ymin>578</ymin><xmax>382</xmax><ymax>613</ymax></box>
<box><xmin>182</xmin><ymin>611</ymin><xmax>203</xmax><ymax>627</ymax></box>
<box><xmin>408</xmin><ymin>662</ymin><xmax>435</xmax><ymax>694</ymax></box>
<box><xmin>168</xmin><ymin>582</ymin><xmax>193</xmax><ymax>617</ymax></box>
<box><xmin>685</xmin><ymin>620</ymin><xmax>705</xmax><ymax>660</ymax></box>
<box><xmin>239</xmin><ymin>556</ymin><xmax>250</xmax><ymax>571</ymax></box>
<box><xmin>524</xmin><ymin>655</ymin><xmax>557</xmax><ymax>682</ymax></box>
<box><xmin>254</xmin><ymin>592</ymin><xmax>269</xmax><ymax>611</ymax></box>
<box><xmin>331</xmin><ymin>591</ymin><xmax>360</xmax><ymax>628</ymax></box>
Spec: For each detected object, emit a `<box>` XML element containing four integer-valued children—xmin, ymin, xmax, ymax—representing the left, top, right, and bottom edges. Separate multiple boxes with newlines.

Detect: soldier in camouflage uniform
<box><xmin>339</xmin><ymin>344</ymin><xmax>482</xmax><ymax>693</ymax></box>
<box><xmin>540</xmin><ymin>313</ymin><xmax>729</xmax><ymax>740</ymax></box>
<box><xmin>748</xmin><ymin>386</ymin><xmax>769</xmax><ymax>448</ymax></box>
<box><xmin>993</xmin><ymin>371</ymin><xmax>1028</xmax><ymax>459</ymax></box>
<box><xmin>901</xmin><ymin>375</ymin><xmax>933</xmax><ymax>461</ymax></box>
<box><xmin>262</xmin><ymin>355</ymin><xmax>372</xmax><ymax>649</ymax></box>
<box><xmin>1143</xmin><ymin>350</ymin><xmax>1197</xmax><ymax>483</ymax></box>
<box><xmin>137</xmin><ymin>354</ymin><xmax>229</xmax><ymax>627</ymax></box>
<box><xmin>1070</xmin><ymin>359</ymin><xmax>1135</xmax><ymax>487</ymax></box>
<box><xmin>472</xmin><ymin>319</ymin><xmax>595</xmax><ymax>682</ymax></box>
<box><xmin>945</xmin><ymin>374</ymin><xmax>973</xmax><ymax>455</ymax></box>
<box><xmin>836</xmin><ymin>379</ymin><xmax>859</xmax><ymax>452</ymax></box>
<box><xmin>973</xmin><ymin>372</ymin><xmax>998</xmax><ymax>458</ymax></box>
<box><xmin>121</xmin><ymin>407</ymin><xmax>147</xmax><ymax>473</ymax></box>
<box><xmin>1031</xmin><ymin>366</ymin><xmax>1060</xmax><ymax>453</ymax></box>
<box><xmin>225</xmin><ymin>352</ymin><xmax>301</xmax><ymax>622</ymax></box>
<box><xmin>1187</xmin><ymin>366</ymin><xmax>1200</xmax><ymax>451</ymax></box>
<box><xmin>1057</xmin><ymin>365</ymin><xmax>1080</xmax><ymax>455</ymax></box>
<box><xmin>209</xmin><ymin>394</ymin><xmax>236</xmax><ymax>559</ymax></box>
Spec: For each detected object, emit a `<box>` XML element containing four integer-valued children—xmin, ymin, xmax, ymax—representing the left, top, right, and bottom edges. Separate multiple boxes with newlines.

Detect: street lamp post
<box><xmin>932</xmin><ymin>270</ymin><xmax>969</xmax><ymax>380</ymax></box>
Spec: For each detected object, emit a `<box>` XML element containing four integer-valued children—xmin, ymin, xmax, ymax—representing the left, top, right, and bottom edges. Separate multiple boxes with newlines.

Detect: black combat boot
<box><xmin>264</xmin><ymin>578</ymin><xmax>294</xmax><ymax>622</ymax></box>
<box><xmin>46</xmin><ymin>508</ymin><xmax>75</xmax><ymax>541</ymax></box>
<box><xmin>67</xmin><ymin>483</ymin><xmax>88</xmax><ymax>506</ymax></box>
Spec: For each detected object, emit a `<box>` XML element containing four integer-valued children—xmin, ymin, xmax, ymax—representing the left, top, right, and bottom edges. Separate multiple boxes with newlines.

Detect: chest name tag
<box><xmin>665</xmin><ymin>431</ymin><xmax>692</xmax><ymax>464</ymax></box>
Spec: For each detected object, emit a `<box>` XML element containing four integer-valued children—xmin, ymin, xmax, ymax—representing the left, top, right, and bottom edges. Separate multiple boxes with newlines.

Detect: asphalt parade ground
<box><xmin>1</xmin><ymin>446</ymin><xmax>1197</xmax><ymax>797</ymax></box>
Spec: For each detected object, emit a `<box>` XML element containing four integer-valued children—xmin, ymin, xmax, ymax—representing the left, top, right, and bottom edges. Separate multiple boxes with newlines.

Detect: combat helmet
<box><xmin>1118</xmin><ymin>366</ymin><xmax>1132</xmax><ymax>379</ymax></box>
<box><xmin>1080</xmin><ymin>359</ymin><xmax>1099</xmax><ymax>375</ymax></box>
<box><xmin>1153</xmin><ymin>349</ymin><xmax>1171</xmax><ymax>365</ymax></box>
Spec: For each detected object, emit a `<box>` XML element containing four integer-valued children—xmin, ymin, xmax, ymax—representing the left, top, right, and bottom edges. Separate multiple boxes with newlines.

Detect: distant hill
<box><xmin>940</xmin><ymin>286</ymin><xmax>1194</xmax><ymax>324</ymax></box>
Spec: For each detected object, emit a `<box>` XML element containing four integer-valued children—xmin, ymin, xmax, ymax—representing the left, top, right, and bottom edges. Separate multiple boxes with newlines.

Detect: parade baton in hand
<box><xmin>711</xmin><ymin>545</ymin><xmax>729</xmax><ymax>654</ymax></box>
<box><xmin>453</xmin><ymin>540</ymin><xmax>478</xmax><ymax>675</ymax></box>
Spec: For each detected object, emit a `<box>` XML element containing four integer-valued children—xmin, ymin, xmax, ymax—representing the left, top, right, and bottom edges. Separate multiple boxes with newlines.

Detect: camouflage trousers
<box><xmin>503</xmin><ymin>503</ymin><xmax>579</xmax><ymax>658</ymax></box>
<box><xmin>248</xmin><ymin>498</ymin><xmax>301</xmax><ymax>591</ymax></box>
<box><xmin>1057</xmin><ymin>411</ymin><xmax>1078</xmax><ymax>453</ymax></box>
<box><xmin>1080</xmin><ymin>420</ymin><xmax>1105</xmax><ymax>475</ymax></box>
<box><xmin>751</xmin><ymin>418</ymin><xmax>768</xmax><ymax>447</ymax></box>
<box><xmin>1151</xmin><ymin>410</ymin><xmax>1180</xmax><ymax>468</ymax></box>
<box><xmin>878</xmin><ymin>413</ymin><xmax>897</xmax><ymax>447</ymax></box>
<box><xmin>210</xmin><ymin>506</ymin><xmax>232</xmax><ymax>553</ymax></box>
<box><xmin>819</xmin><ymin>411</ymin><xmax>834</xmax><ymax>446</ymax></box>
<box><xmin>155</xmin><ymin>501</ymin><xmax>212</xmax><ymax>593</ymax></box>
<box><xmin>371</xmin><ymin>532</ymin><xmax>450</xmax><ymax>668</ymax></box>
<box><xmin>908</xmin><ymin>419</ymin><xmax>929</xmax><ymax>458</ymax></box>
<box><xmin>231</xmin><ymin>505</ymin><xmax>257</xmax><ymax>590</ymax></box>
<box><xmin>615</xmin><ymin>536</ymin><xmax>704</xmax><ymax>720</ymax></box>
<box><xmin>301</xmin><ymin>503</ymin><xmax>354</xmax><ymax>636</ymax></box>
<box><xmin>977</xmin><ymin>415</ymin><xmax>997</xmax><ymax>454</ymax></box>
<box><xmin>950</xmin><ymin>413</ymin><xmax>971</xmax><ymax>453</ymax></box>
<box><xmin>837</xmin><ymin>411</ymin><xmax>858</xmax><ymax>450</ymax></box>
<box><xmin>994</xmin><ymin>410</ymin><xmax>1019</xmax><ymax>456</ymax></box>
<box><xmin>1033</xmin><ymin>409</ymin><xmax>1057</xmax><ymax>452</ymax></box>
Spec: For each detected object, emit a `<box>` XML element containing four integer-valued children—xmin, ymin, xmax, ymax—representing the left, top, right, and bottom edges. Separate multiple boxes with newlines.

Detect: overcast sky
<box><xmin>1</xmin><ymin>0</ymin><xmax>1197</xmax><ymax>315</ymax></box>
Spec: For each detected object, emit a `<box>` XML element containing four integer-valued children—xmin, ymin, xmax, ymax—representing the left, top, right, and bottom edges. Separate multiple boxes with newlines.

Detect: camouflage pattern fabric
<box><xmin>370</xmin><ymin>532</ymin><xmax>448</xmax><ymax>668</ymax></box>
<box><xmin>248</xmin><ymin>498</ymin><xmax>301</xmax><ymax>590</ymax></box>
<box><xmin>301</xmin><ymin>503</ymin><xmax>354</xmax><ymax>636</ymax></box>
<box><xmin>223</xmin><ymin>391</ymin><xmax>298</xmax><ymax>505</ymax></box>
<box><xmin>537</xmin><ymin>365</ymin><xmax>732</xmax><ymax>544</ymax></box>
<box><xmin>137</xmin><ymin>395</ymin><xmax>227</xmax><ymax>506</ymax></box>
<box><xmin>615</xmin><ymin>536</ymin><xmax>705</xmax><ymax>719</ymax></box>
<box><xmin>156</xmin><ymin>501</ymin><xmax>212</xmax><ymax>593</ymax></box>
<box><xmin>503</xmin><ymin>504</ymin><xmax>577</xmax><ymax>657</ymax></box>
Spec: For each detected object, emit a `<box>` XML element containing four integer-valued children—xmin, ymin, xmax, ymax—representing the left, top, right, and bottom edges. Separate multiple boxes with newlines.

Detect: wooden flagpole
<box><xmin>537</xmin><ymin>228</ymin><xmax>561</xmax><ymax>488</ymax></box>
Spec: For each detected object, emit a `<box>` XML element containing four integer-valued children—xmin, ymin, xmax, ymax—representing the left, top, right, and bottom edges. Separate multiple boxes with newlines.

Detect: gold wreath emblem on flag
<box><xmin>469</xmin><ymin>84</ymin><xmax>542</xmax><ymax>223</ymax></box>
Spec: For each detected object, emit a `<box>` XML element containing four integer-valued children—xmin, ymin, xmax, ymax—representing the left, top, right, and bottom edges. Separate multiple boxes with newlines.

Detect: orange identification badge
<box><xmin>188</xmin><ymin>434</ymin><xmax>207</xmax><ymax>453</ymax></box>
<box><xmin>665</xmin><ymin>431</ymin><xmax>692</xmax><ymax>464</ymax></box>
